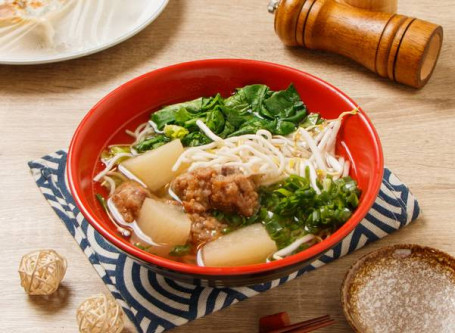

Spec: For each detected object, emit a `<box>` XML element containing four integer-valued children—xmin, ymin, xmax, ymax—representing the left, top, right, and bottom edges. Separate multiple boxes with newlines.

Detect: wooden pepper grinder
<box><xmin>270</xmin><ymin>0</ymin><xmax>443</xmax><ymax>88</ymax></box>
<box><xmin>338</xmin><ymin>0</ymin><xmax>397</xmax><ymax>13</ymax></box>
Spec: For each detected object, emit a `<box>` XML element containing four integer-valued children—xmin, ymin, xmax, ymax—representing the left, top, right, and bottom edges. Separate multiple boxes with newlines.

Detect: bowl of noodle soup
<box><xmin>68</xmin><ymin>59</ymin><xmax>383</xmax><ymax>286</ymax></box>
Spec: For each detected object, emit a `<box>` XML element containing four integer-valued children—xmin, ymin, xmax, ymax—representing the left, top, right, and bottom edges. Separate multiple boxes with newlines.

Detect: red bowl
<box><xmin>68</xmin><ymin>59</ymin><xmax>383</xmax><ymax>286</ymax></box>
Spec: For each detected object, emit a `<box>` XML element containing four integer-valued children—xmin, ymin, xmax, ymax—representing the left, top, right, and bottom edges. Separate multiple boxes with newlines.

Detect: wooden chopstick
<box><xmin>268</xmin><ymin>315</ymin><xmax>330</xmax><ymax>332</ymax></box>
<box><xmin>268</xmin><ymin>315</ymin><xmax>335</xmax><ymax>333</ymax></box>
<box><xmin>292</xmin><ymin>318</ymin><xmax>336</xmax><ymax>333</ymax></box>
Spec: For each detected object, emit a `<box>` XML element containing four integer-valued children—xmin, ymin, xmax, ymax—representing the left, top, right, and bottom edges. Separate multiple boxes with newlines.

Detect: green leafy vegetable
<box><xmin>180</xmin><ymin>131</ymin><xmax>211</xmax><ymax>147</ymax></box>
<box><xmin>206</xmin><ymin>108</ymin><xmax>225</xmax><ymax>133</ymax></box>
<box><xmin>259</xmin><ymin>174</ymin><xmax>361</xmax><ymax>248</ymax></box>
<box><xmin>169</xmin><ymin>244</ymin><xmax>191</xmax><ymax>257</ymax></box>
<box><xmin>151</xmin><ymin>98</ymin><xmax>203</xmax><ymax>130</ymax></box>
<box><xmin>223</xmin><ymin>84</ymin><xmax>307</xmax><ymax>136</ymax></box>
<box><xmin>213</xmin><ymin>210</ymin><xmax>261</xmax><ymax>232</ymax></box>
<box><xmin>134</xmin><ymin>135</ymin><xmax>171</xmax><ymax>153</ymax></box>
<box><xmin>136</xmin><ymin>84</ymin><xmax>308</xmax><ymax>153</ymax></box>
<box><xmin>300</xmin><ymin>113</ymin><xmax>324</xmax><ymax>128</ymax></box>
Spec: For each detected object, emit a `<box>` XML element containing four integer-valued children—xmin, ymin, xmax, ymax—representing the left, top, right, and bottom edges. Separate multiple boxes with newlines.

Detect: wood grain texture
<box><xmin>274</xmin><ymin>0</ymin><xmax>443</xmax><ymax>88</ymax></box>
<box><xmin>338</xmin><ymin>0</ymin><xmax>397</xmax><ymax>13</ymax></box>
<box><xmin>0</xmin><ymin>0</ymin><xmax>454</xmax><ymax>332</ymax></box>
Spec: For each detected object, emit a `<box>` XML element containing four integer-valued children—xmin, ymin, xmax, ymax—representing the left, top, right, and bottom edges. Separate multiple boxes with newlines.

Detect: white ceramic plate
<box><xmin>0</xmin><ymin>0</ymin><xmax>169</xmax><ymax>65</ymax></box>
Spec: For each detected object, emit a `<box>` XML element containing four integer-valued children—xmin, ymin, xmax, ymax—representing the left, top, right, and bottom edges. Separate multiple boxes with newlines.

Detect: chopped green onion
<box><xmin>169</xmin><ymin>244</ymin><xmax>191</xmax><ymax>257</ymax></box>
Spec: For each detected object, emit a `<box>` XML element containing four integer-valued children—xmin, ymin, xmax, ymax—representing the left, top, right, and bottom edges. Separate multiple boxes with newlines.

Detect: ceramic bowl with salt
<box><xmin>341</xmin><ymin>244</ymin><xmax>455</xmax><ymax>332</ymax></box>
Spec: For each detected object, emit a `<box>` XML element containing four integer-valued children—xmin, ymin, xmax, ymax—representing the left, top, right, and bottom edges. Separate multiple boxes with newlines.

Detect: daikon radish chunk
<box><xmin>121</xmin><ymin>139</ymin><xmax>184</xmax><ymax>191</ymax></box>
<box><xmin>137</xmin><ymin>198</ymin><xmax>191</xmax><ymax>245</ymax></box>
<box><xmin>201</xmin><ymin>224</ymin><xmax>277</xmax><ymax>267</ymax></box>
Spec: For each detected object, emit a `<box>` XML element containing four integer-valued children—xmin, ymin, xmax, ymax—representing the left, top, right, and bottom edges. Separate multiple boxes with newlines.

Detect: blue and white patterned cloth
<box><xmin>29</xmin><ymin>150</ymin><xmax>420</xmax><ymax>333</ymax></box>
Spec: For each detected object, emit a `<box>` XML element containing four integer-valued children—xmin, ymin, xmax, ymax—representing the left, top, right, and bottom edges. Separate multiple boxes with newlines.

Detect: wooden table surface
<box><xmin>1</xmin><ymin>0</ymin><xmax>454</xmax><ymax>332</ymax></box>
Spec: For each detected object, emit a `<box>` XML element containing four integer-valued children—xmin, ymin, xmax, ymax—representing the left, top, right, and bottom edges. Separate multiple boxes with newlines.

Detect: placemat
<box><xmin>29</xmin><ymin>150</ymin><xmax>420</xmax><ymax>333</ymax></box>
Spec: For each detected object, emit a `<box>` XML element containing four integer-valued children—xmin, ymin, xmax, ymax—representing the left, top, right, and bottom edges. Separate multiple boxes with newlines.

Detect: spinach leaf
<box><xmin>223</xmin><ymin>84</ymin><xmax>307</xmax><ymax>136</ymax></box>
<box><xmin>225</xmin><ymin>84</ymin><xmax>269</xmax><ymax>114</ymax></box>
<box><xmin>221</xmin><ymin>104</ymin><xmax>253</xmax><ymax>128</ymax></box>
<box><xmin>139</xmin><ymin>83</ymin><xmax>308</xmax><ymax>153</ymax></box>
<box><xmin>180</xmin><ymin>131</ymin><xmax>211</xmax><ymax>147</ymax></box>
<box><xmin>262</xmin><ymin>84</ymin><xmax>306</xmax><ymax>120</ymax></box>
<box><xmin>275</xmin><ymin>120</ymin><xmax>297</xmax><ymax>136</ymax></box>
<box><xmin>134</xmin><ymin>135</ymin><xmax>171</xmax><ymax>153</ymax></box>
<box><xmin>206</xmin><ymin>108</ymin><xmax>225</xmax><ymax>134</ymax></box>
<box><xmin>202</xmin><ymin>93</ymin><xmax>223</xmax><ymax>110</ymax></box>
<box><xmin>301</xmin><ymin>113</ymin><xmax>324</xmax><ymax>128</ymax></box>
<box><xmin>218</xmin><ymin>120</ymin><xmax>235</xmax><ymax>138</ymax></box>
<box><xmin>228</xmin><ymin>118</ymin><xmax>275</xmax><ymax>137</ymax></box>
<box><xmin>151</xmin><ymin>98</ymin><xmax>203</xmax><ymax>129</ymax></box>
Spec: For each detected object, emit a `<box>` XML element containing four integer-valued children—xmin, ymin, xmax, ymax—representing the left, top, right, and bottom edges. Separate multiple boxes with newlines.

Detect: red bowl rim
<box><xmin>67</xmin><ymin>59</ymin><xmax>384</xmax><ymax>277</ymax></box>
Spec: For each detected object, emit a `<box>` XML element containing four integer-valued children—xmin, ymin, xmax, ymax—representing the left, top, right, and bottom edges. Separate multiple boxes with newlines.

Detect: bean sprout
<box><xmin>298</xmin><ymin>127</ymin><xmax>327</xmax><ymax>172</ymax></box>
<box><xmin>101</xmin><ymin>176</ymin><xmax>116</xmax><ymax>196</ymax></box>
<box><xmin>107</xmin><ymin>199</ymin><xmax>157</xmax><ymax>246</ymax></box>
<box><xmin>170</xmin><ymin>112</ymin><xmax>354</xmax><ymax>190</ymax></box>
<box><xmin>196</xmin><ymin>119</ymin><xmax>224</xmax><ymax>142</ymax></box>
<box><xmin>342</xmin><ymin>160</ymin><xmax>350</xmax><ymax>178</ymax></box>
<box><xmin>148</xmin><ymin>120</ymin><xmax>164</xmax><ymax>134</ymax></box>
<box><xmin>93</xmin><ymin>153</ymin><xmax>132</xmax><ymax>181</ymax></box>
<box><xmin>272</xmin><ymin>234</ymin><xmax>315</xmax><ymax>260</ymax></box>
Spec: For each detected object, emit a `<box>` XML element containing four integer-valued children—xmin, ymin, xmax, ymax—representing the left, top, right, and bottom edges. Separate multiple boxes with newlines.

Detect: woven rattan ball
<box><xmin>18</xmin><ymin>249</ymin><xmax>67</xmax><ymax>295</ymax></box>
<box><xmin>76</xmin><ymin>293</ymin><xmax>124</xmax><ymax>333</ymax></box>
